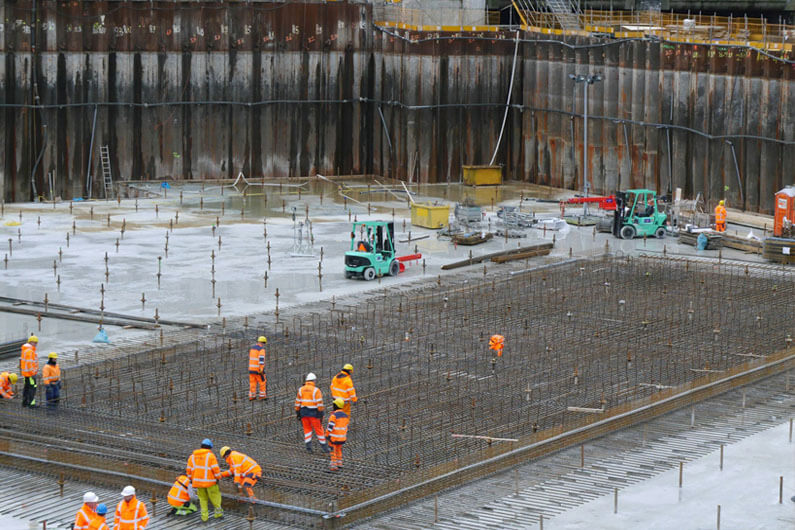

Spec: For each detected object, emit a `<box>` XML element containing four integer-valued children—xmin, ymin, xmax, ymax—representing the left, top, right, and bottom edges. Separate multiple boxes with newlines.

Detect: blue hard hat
<box><xmin>96</xmin><ymin>503</ymin><xmax>108</xmax><ymax>515</ymax></box>
<box><xmin>201</xmin><ymin>438</ymin><xmax>213</xmax><ymax>448</ymax></box>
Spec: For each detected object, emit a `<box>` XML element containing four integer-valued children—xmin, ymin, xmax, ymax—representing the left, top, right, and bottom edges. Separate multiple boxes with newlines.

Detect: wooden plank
<box><xmin>441</xmin><ymin>243</ymin><xmax>554</xmax><ymax>270</ymax></box>
<box><xmin>490</xmin><ymin>248</ymin><xmax>552</xmax><ymax>263</ymax></box>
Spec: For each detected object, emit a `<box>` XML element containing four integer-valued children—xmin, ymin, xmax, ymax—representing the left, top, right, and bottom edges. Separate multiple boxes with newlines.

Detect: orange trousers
<box><xmin>238</xmin><ymin>473</ymin><xmax>260</xmax><ymax>498</ymax></box>
<box><xmin>330</xmin><ymin>442</ymin><xmax>344</xmax><ymax>469</ymax></box>
<box><xmin>249</xmin><ymin>373</ymin><xmax>267</xmax><ymax>399</ymax></box>
<box><xmin>301</xmin><ymin>417</ymin><xmax>325</xmax><ymax>444</ymax></box>
<box><xmin>716</xmin><ymin>222</ymin><xmax>726</xmax><ymax>232</ymax></box>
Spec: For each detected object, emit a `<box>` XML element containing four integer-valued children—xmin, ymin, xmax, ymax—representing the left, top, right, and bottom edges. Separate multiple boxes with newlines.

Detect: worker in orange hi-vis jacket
<box><xmin>74</xmin><ymin>491</ymin><xmax>99</xmax><ymax>530</ymax></box>
<box><xmin>113</xmin><ymin>485</ymin><xmax>149</xmax><ymax>530</ymax></box>
<box><xmin>248</xmin><ymin>336</ymin><xmax>267</xmax><ymax>400</ymax></box>
<box><xmin>186</xmin><ymin>439</ymin><xmax>224</xmax><ymax>522</ymax></box>
<box><xmin>330</xmin><ymin>363</ymin><xmax>357</xmax><ymax>416</ymax></box>
<box><xmin>489</xmin><ymin>334</ymin><xmax>505</xmax><ymax>357</ymax></box>
<box><xmin>19</xmin><ymin>335</ymin><xmax>39</xmax><ymax>407</ymax></box>
<box><xmin>326</xmin><ymin>398</ymin><xmax>350</xmax><ymax>471</ymax></box>
<box><xmin>219</xmin><ymin>446</ymin><xmax>262</xmax><ymax>498</ymax></box>
<box><xmin>0</xmin><ymin>372</ymin><xmax>18</xmax><ymax>400</ymax></box>
<box><xmin>167</xmin><ymin>474</ymin><xmax>197</xmax><ymax>516</ymax></box>
<box><xmin>295</xmin><ymin>372</ymin><xmax>330</xmax><ymax>454</ymax></box>
<box><xmin>715</xmin><ymin>200</ymin><xmax>727</xmax><ymax>232</ymax></box>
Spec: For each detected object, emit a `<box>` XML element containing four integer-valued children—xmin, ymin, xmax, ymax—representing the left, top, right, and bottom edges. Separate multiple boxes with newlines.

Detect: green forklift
<box><xmin>612</xmin><ymin>189</ymin><xmax>668</xmax><ymax>240</ymax></box>
<box><xmin>344</xmin><ymin>220</ymin><xmax>400</xmax><ymax>280</ymax></box>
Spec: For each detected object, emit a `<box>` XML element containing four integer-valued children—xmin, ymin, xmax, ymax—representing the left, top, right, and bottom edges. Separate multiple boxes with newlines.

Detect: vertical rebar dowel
<box><xmin>779</xmin><ymin>476</ymin><xmax>783</xmax><ymax>504</ymax></box>
<box><xmin>434</xmin><ymin>496</ymin><xmax>438</xmax><ymax>523</ymax></box>
<box><xmin>613</xmin><ymin>487</ymin><xmax>618</xmax><ymax>514</ymax></box>
<box><xmin>539</xmin><ymin>514</ymin><xmax>543</xmax><ymax>530</ymax></box>
<box><xmin>580</xmin><ymin>445</ymin><xmax>584</xmax><ymax>467</ymax></box>
<box><xmin>717</xmin><ymin>505</ymin><xmax>721</xmax><ymax>530</ymax></box>
<box><xmin>679</xmin><ymin>461</ymin><xmax>683</xmax><ymax>488</ymax></box>
<box><xmin>720</xmin><ymin>444</ymin><xmax>724</xmax><ymax>470</ymax></box>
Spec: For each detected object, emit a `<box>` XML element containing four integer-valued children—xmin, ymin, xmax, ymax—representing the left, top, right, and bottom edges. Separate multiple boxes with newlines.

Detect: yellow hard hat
<box><xmin>28</xmin><ymin>336</ymin><xmax>38</xmax><ymax>343</ymax></box>
<box><xmin>257</xmin><ymin>336</ymin><xmax>267</xmax><ymax>343</ymax></box>
<box><xmin>342</xmin><ymin>363</ymin><xmax>353</xmax><ymax>372</ymax></box>
<box><xmin>333</xmin><ymin>398</ymin><xmax>345</xmax><ymax>408</ymax></box>
<box><xmin>219</xmin><ymin>446</ymin><xmax>231</xmax><ymax>457</ymax></box>
<box><xmin>48</xmin><ymin>352</ymin><xmax>58</xmax><ymax>359</ymax></box>
<box><xmin>9</xmin><ymin>373</ymin><xmax>18</xmax><ymax>384</ymax></box>
<box><xmin>719</xmin><ymin>200</ymin><xmax>724</xmax><ymax>205</ymax></box>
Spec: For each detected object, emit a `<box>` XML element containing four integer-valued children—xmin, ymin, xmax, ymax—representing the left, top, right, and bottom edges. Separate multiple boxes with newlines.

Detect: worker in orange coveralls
<box><xmin>295</xmin><ymin>372</ymin><xmax>330</xmax><ymax>454</ymax></box>
<box><xmin>330</xmin><ymin>363</ymin><xmax>357</xmax><ymax>416</ymax></box>
<box><xmin>489</xmin><ymin>334</ymin><xmax>505</xmax><ymax>357</ymax></box>
<box><xmin>326</xmin><ymin>398</ymin><xmax>350</xmax><ymax>471</ymax></box>
<box><xmin>219</xmin><ymin>446</ymin><xmax>262</xmax><ymax>499</ymax></box>
<box><xmin>715</xmin><ymin>200</ymin><xmax>727</xmax><ymax>232</ymax></box>
<box><xmin>248</xmin><ymin>336</ymin><xmax>267</xmax><ymax>400</ymax></box>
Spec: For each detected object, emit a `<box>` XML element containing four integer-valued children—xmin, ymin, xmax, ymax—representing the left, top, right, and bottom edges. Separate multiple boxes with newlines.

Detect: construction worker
<box><xmin>186</xmin><ymin>438</ymin><xmax>224</xmax><ymax>521</ymax></box>
<box><xmin>219</xmin><ymin>446</ymin><xmax>262</xmax><ymax>498</ymax></box>
<box><xmin>0</xmin><ymin>372</ymin><xmax>18</xmax><ymax>400</ymax></box>
<box><xmin>88</xmin><ymin>504</ymin><xmax>110</xmax><ymax>530</ymax></box>
<box><xmin>74</xmin><ymin>491</ymin><xmax>99</xmax><ymax>530</ymax></box>
<box><xmin>715</xmin><ymin>200</ymin><xmax>727</xmax><ymax>232</ymax></box>
<box><xmin>42</xmin><ymin>352</ymin><xmax>61</xmax><ymax>408</ymax></box>
<box><xmin>20</xmin><ymin>335</ymin><xmax>38</xmax><ymax>407</ymax></box>
<box><xmin>326</xmin><ymin>398</ymin><xmax>350</xmax><ymax>471</ymax></box>
<box><xmin>248</xmin><ymin>336</ymin><xmax>267</xmax><ymax>400</ymax></box>
<box><xmin>113</xmin><ymin>485</ymin><xmax>149</xmax><ymax>530</ymax></box>
<box><xmin>166</xmin><ymin>474</ymin><xmax>197</xmax><ymax>516</ymax></box>
<box><xmin>330</xmin><ymin>363</ymin><xmax>357</xmax><ymax>416</ymax></box>
<box><xmin>295</xmin><ymin>372</ymin><xmax>330</xmax><ymax>453</ymax></box>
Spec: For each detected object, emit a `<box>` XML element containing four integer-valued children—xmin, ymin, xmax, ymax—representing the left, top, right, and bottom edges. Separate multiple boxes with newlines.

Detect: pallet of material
<box><xmin>762</xmin><ymin>237</ymin><xmax>795</xmax><ymax>264</ymax></box>
<box><xmin>678</xmin><ymin>230</ymin><xmax>723</xmax><ymax>249</ymax></box>
<box><xmin>451</xmin><ymin>232</ymin><xmax>494</xmax><ymax>246</ymax></box>
<box><xmin>720</xmin><ymin>232</ymin><xmax>763</xmax><ymax>254</ymax></box>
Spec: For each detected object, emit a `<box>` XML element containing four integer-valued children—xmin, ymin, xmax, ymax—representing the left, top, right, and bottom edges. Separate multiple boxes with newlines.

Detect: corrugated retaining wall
<box><xmin>1</xmin><ymin>1</ymin><xmax>793</xmax><ymax>212</ymax></box>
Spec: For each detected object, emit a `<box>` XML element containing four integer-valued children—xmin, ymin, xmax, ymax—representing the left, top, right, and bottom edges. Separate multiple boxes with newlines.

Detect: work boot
<box><xmin>320</xmin><ymin>442</ymin><xmax>331</xmax><ymax>454</ymax></box>
<box><xmin>185</xmin><ymin>503</ymin><xmax>197</xmax><ymax>513</ymax></box>
<box><xmin>305</xmin><ymin>442</ymin><xmax>313</xmax><ymax>453</ymax></box>
<box><xmin>214</xmin><ymin>508</ymin><xmax>224</xmax><ymax>519</ymax></box>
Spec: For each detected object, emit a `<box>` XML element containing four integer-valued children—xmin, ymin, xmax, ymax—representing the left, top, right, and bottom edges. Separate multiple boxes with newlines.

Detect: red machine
<box><xmin>773</xmin><ymin>186</ymin><xmax>795</xmax><ymax>237</ymax></box>
<box><xmin>395</xmin><ymin>253</ymin><xmax>422</xmax><ymax>273</ymax></box>
<box><xmin>560</xmin><ymin>195</ymin><xmax>617</xmax><ymax>216</ymax></box>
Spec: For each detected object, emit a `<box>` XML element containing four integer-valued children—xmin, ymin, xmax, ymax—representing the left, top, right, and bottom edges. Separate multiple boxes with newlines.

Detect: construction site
<box><xmin>0</xmin><ymin>1</ymin><xmax>794</xmax><ymax>529</ymax></box>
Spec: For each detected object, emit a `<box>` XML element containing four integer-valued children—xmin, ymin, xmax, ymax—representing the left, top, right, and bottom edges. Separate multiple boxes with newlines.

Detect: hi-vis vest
<box><xmin>330</xmin><ymin>372</ymin><xmax>357</xmax><ymax>404</ymax></box>
<box><xmin>20</xmin><ymin>343</ymin><xmax>38</xmax><ymax>377</ymax></box>
<box><xmin>295</xmin><ymin>381</ymin><xmax>324</xmax><ymax>418</ymax></box>
<box><xmin>167</xmin><ymin>475</ymin><xmax>191</xmax><ymax>507</ymax></box>
<box><xmin>222</xmin><ymin>451</ymin><xmax>262</xmax><ymax>483</ymax></box>
<box><xmin>186</xmin><ymin>448</ymin><xmax>221</xmax><ymax>488</ymax></box>
<box><xmin>248</xmin><ymin>344</ymin><xmax>265</xmax><ymax>373</ymax></box>
<box><xmin>114</xmin><ymin>497</ymin><xmax>149</xmax><ymax>529</ymax></box>
<box><xmin>327</xmin><ymin>410</ymin><xmax>350</xmax><ymax>443</ymax></box>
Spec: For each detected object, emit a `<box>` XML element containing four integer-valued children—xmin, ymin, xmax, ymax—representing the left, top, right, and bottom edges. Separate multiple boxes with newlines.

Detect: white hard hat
<box><xmin>121</xmin><ymin>485</ymin><xmax>136</xmax><ymax>497</ymax></box>
<box><xmin>83</xmin><ymin>491</ymin><xmax>99</xmax><ymax>503</ymax></box>
<box><xmin>305</xmin><ymin>372</ymin><xmax>317</xmax><ymax>381</ymax></box>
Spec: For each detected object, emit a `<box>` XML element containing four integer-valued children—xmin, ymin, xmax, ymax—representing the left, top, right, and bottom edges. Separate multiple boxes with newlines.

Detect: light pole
<box><xmin>569</xmin><ymin>73</ymin><xmax>602</xmax><ymax>215</ymax></box>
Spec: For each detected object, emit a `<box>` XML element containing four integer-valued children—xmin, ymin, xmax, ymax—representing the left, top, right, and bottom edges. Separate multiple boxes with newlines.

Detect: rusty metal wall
<box><xmin>1</xmin><ymin>2</ymin><xmax>793</xmax><ymax>212</ymax></box>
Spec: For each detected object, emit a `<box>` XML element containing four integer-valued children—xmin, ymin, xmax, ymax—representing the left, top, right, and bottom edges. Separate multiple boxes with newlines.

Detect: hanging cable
<box><xmin>489</xmin><ymin>30</ymin><xmax>520</xmax><ymax>166</ymax></box>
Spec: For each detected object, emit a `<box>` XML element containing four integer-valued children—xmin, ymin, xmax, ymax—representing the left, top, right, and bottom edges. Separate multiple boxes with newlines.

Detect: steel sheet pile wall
<box><xmin>1</xmin><ymin>1</ymin><xmax>793</xmax><ymax>212</ymax></box>
<box><xmin>0</xmin><ymin>256</ymin><xmax>793</xmax><ymax>521</ymax></box>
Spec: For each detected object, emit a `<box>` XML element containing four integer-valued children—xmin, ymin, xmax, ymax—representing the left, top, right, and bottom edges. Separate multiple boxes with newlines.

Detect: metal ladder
<box><xmin>544</xmin><ymin>0</ymin><xmax>582</xmax><ymax>31</ymax></box>
<box><xmin>100</xmin><ymin>145</ymin><xmax>113</xmax><ymax>199</ymax></box>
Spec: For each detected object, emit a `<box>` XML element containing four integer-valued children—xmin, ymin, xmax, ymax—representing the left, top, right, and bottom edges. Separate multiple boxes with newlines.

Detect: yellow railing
<box><xmin>376</xmin><ymin>7</ymin><xmax>795</xmax><ymax>50</ymax></box>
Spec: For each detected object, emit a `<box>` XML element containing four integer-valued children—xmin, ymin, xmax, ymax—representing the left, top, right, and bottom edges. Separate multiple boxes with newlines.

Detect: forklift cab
<box><xmin>345</xmin><ymin>221</ymin><xmax>398</xmax><ymax>280</ymax></box>
<box><xmin>612</xmin><ymin>189</ymin><xmax>667</xmax><ymax>240</ymax></box>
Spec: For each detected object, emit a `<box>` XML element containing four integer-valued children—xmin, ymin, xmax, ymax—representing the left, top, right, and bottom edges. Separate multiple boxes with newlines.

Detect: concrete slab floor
<box><xmin>0</xmin><ymin>179</ymin><xmax>770</xmax><ymax>370</ymax></box>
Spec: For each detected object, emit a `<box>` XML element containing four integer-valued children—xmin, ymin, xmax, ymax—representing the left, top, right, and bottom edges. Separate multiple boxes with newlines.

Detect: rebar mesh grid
<box><xmin>2</xmin><ymin>255</ymin><xmax>793</xmax><ymax>512</ymax></box>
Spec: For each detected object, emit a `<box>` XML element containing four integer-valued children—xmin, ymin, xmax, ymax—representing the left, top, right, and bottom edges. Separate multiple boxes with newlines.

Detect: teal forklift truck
<box><xmin>612</xmin><ymin>189</ymin><xmax>668</xmax><ymax>240</ymax></box>
<box><xmin>344</xmin><ymin>220</ymin><xmax>400</xmax><ymax>280</ymax></box>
